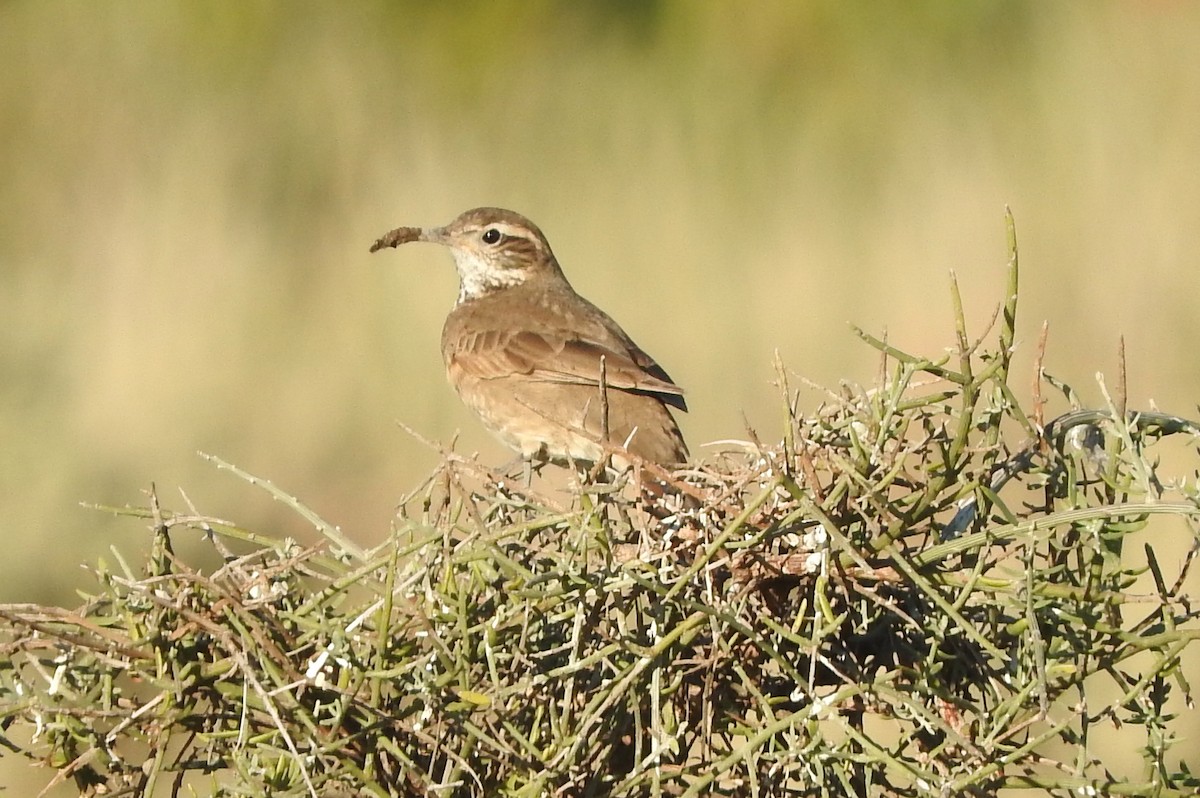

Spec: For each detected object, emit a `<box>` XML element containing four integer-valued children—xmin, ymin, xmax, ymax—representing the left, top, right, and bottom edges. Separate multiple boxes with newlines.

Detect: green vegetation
<box><xmin>3</xmin><ymin>228</ymin><xmax>1198</xmax><ymax>795</ymax></box>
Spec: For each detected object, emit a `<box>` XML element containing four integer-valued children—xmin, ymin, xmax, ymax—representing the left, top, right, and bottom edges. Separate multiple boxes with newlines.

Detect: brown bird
<box><xmin>370</xmin><ymin>207</ymin><xmax>688</xmax><ymax>470</ymax></box>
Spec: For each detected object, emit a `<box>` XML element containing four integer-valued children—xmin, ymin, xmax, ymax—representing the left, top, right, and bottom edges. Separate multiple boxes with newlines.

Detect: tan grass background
<box><xmin>2</xmin><ymin>3</ymin><xmax>1199</xmax><ymax>792</ymax></box>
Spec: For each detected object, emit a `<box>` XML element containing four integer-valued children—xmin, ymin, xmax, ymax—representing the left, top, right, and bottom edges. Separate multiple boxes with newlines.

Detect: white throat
<box><xmin>451</xmin><ymin>249</ymin><xmax>526</xmax><ymax>304</ymax></box>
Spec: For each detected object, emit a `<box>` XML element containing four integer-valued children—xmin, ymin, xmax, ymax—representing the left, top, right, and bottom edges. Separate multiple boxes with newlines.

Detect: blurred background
<box><xmin>2</xmin><ymin>1</ymin><xmax>1199</xmax><ymax>789</ymax></box>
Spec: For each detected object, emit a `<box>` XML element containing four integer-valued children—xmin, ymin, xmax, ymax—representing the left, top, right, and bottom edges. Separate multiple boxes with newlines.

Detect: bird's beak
<box><xmin>419</xmin><ymin>226</ymin><xmax>449</xmax><ymax>245</ymax></box>
<box><xmin>369</xmin><ymin>225</ymin><xmax>444</xmax><ymax>253</ymax></box>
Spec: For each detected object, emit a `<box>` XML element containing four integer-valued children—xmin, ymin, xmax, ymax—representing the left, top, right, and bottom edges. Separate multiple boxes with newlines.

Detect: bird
<box><xmin>369</xmin><ymin>207</ymin><xmax>688</xmax><ymax>472</ymax></box>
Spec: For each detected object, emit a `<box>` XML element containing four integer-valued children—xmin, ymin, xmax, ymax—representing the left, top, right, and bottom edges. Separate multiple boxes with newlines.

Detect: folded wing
<box><xmin>448</xmin><ymin>328</ymin><xmax>687</xmax><ymax>412</ymax></box>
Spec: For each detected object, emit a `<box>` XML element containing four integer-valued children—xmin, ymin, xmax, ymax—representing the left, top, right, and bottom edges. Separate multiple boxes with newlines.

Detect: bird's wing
<box><xmin>449</xmin><ymin>328</ymin><xmax>687</xmax><ymax>410</ymax></box>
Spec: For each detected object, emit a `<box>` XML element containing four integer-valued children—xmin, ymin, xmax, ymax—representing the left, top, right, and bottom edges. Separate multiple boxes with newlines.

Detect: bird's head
<box><xmin>371</xmin><ymin>207</ymin><xmax>566</xmax><ymax>303</ymax></box>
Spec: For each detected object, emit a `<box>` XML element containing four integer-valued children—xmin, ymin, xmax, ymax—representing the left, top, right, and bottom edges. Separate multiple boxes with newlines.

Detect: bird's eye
<box><xmin>481</xmin><ymin>228</ymin><xmax>502</xmax><ymax>245</ymax></box>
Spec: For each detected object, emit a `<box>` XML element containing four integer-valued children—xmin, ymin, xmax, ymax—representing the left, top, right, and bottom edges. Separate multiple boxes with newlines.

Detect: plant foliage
<box><xmin>3</xmin><ymin>216</ymin><xmax>1200</xmax><ymax>796</ymax></box>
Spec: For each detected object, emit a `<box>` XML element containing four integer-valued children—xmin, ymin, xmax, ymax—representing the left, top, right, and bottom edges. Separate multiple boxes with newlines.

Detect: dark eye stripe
<box><xmin>500</xmin><ymin>237</ymin><xmax>541</xmax><ymax>261</ymax></box>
